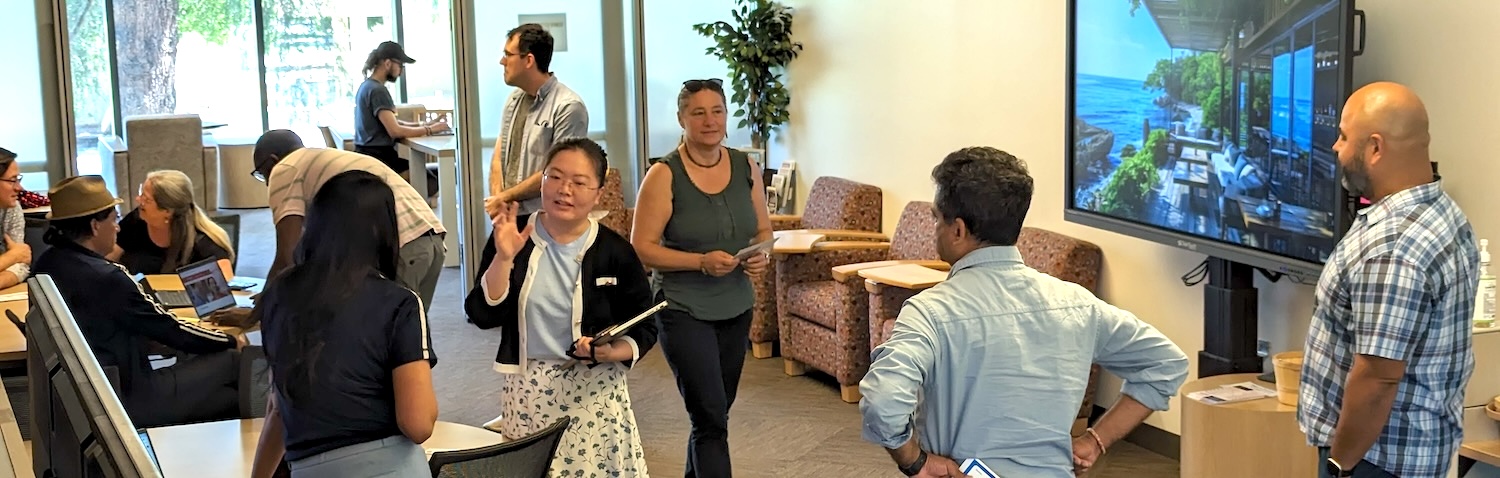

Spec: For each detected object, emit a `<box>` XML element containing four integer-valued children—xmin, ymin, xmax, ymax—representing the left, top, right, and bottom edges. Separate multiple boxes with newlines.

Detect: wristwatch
<box><xmin>899</xmin><ymin>450</ymin><xmax>927</xmax><ymax>477</ymax></box>
<box><xmin>1325</xmin><ymin>457</ymin><xmax>1354</xmax><ymax>477</ymax></box>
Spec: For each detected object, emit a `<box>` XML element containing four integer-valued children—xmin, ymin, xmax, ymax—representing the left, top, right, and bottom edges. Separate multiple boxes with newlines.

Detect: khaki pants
<box><xmin>397</xmin><ymin>232</ymin><xmax>445</xmax><ymax>312</ymax></box>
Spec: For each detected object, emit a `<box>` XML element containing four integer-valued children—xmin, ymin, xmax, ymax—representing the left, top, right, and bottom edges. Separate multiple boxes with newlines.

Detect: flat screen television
<box><xmin>1065</xmin><ymin>0</ymin><xmax>1365</xmax><ymax>280</ymax></box>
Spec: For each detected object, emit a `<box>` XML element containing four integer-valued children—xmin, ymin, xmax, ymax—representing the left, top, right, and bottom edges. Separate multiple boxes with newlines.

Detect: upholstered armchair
<box><xmin>864</xmin><ymin>226</ymin><xmax>1105</xmax><ymax>435</ymax></box>
<box><xmin>776</xmin><ymin>201</ymin><xmax>937</xmax><ymax>403</ymax></box>
<box><xmin>98</xmin><ymin>114</ymin><xmax>219</xmax><ymax>211</ymax></box>
<box><xmin>750</xmin><ymin>176</ymin><xmax>883</xmax><ymax>359</ymax></box>
<box><xmin>591</xmin><ymin>168</ymin><xmax>633</xmax><ymax>239</ymax></box>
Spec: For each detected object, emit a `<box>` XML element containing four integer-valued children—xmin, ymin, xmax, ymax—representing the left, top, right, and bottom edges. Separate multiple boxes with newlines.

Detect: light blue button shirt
<box><xmin>859</xmin><ymin>246</ymin><xmax>1188</xmax><ymax>477</ymax></box>
<box><xmin>524</xmin><ymin>221</ymin><xmax>589</xmax><ymax>359</ymax></box>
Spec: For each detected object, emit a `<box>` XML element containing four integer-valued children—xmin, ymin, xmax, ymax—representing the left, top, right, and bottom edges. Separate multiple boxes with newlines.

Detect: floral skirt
<box><xmin>499</xmin><ymin>359</ymin><xmax>648</xmax><ymax>478</ymax></box>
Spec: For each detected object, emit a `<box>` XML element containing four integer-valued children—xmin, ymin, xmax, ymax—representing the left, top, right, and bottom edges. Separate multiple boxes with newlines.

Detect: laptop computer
<box><xmin>143</xmin><ymin>258</ymin><xmax>246</xmax><ymax>315</ymax></box>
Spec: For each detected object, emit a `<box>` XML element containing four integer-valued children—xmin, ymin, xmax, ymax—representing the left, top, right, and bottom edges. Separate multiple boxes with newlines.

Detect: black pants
<box><xmin>1317</xmin><ymin>448</ymin><xmax>1398</xmax><ymax>478</ymax></box>
<box><xmin>356</xmin><ymin>145</ymin><xmax>438</xmax><ymax>197</ymax></box>
<box><xmin>657</xmin><ymin>300</ymin><xmax>752</xmax><ymax>478</ymax></box>
<box><xmin>126</xmin><ymin>349</ymin><xmax>241</xmax><ymax>428</ymax></box>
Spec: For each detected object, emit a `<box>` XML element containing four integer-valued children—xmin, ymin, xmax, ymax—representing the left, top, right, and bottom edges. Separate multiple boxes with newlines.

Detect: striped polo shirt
<box><xmin>267</xmin><ymin>148</ymin><xmax>444</xmax><ymax>246</ymax></box>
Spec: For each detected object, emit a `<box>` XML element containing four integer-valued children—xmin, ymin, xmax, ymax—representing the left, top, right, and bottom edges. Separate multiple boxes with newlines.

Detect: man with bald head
<box><xmin>1299</xmin><ymin>82</ymin><xmax>1479</xmax><ymax>478</ymax></box>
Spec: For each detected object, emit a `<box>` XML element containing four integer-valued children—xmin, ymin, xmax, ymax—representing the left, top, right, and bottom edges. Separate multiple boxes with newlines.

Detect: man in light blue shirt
<box><xmin>858</xmin><ymin>146</ymin><xmax>1190</xmax><ymax>477</ymax></box>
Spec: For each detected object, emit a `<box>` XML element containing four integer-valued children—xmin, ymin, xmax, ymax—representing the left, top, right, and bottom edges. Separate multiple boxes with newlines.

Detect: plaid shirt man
<box><xmin>1299</xmin><ymin>180</ymin><xmax>1479</xmax><ymax>477</ymax></box>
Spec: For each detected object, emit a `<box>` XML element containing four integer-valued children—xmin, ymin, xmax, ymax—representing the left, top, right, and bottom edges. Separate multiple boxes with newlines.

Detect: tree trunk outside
<box><xmin>114</xmin><ymin>0</ymin><xmax>180</xmax><ymax>118</ymax></box>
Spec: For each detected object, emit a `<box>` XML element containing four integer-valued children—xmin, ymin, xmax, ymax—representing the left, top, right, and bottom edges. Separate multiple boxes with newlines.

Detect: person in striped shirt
<box><xmin>251</xmin><ymin>129</ymin><xmax>446</xmax><ymax>310</ymax></box>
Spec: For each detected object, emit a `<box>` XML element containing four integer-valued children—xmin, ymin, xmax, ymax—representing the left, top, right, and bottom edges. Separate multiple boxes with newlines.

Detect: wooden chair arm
<box><xmin>808</xmin><ymin>241</ymin><xmax>891</xmax><ymax>253</ymax></box>
<box><xmin>783</xmin><ymin>229</ymin><xmax>889</xmax><ymax>242</ymax></box>
<box><xmin>856</xmin><ymin>263</ymin><xmax>950</xmax><ymax>291</ymax></box>
<box><xmin>832</xmin><ymin>260</ymin><xmax>950</xmax><ymax>282</ymax></box>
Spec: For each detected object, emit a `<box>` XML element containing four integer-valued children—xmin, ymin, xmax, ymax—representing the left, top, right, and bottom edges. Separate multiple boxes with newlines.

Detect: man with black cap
<box><xmin>33</xmin><ymin>175</ymin><xmax>247</xmax><ymax>428</ymax></box>
<box><xmin>355</xmin><ymin>40</ymin><xmax>449</xmax><ymax>183</ymax></box>
<box><xmin>253</xmin><ymin>129</ymin><xmax>446</xmax><ymax>312</ymax></box>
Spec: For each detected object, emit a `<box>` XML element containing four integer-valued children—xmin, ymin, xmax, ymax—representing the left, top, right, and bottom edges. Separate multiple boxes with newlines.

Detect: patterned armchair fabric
<box><xmin>594</xmin><ymin>168</ymin><xmax>633</xmax><ymax>239</ymax></box>
<box><xmin>99</xmin><ymin>114</ymin><xmax>219</xmax><ymax>211</ymax></box>
<box><xmin>777</xmin><ymin>201</ymin><xmax>935</xmax><ymax>402</ymax></box>
<box><xmin>867</xmin><ymin>226</ymin><xmax>1105</xmax><ymax>433</ymax></box>
<box><xmin>750</xmin><ymin>177</ymin><xmax>882</xmax><ymax>359</ymax></box>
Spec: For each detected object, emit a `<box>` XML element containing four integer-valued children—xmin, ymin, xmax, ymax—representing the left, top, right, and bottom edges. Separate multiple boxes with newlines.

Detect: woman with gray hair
<box><xmin>111</xmin><ymin>170</ymin><xmax>235</xmax><ymax>274</ymax></box>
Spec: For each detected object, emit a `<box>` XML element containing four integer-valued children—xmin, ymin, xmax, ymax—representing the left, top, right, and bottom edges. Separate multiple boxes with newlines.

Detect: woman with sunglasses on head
<box><xmin>0</xmin><ymin>148</ymin><xmax>32</xmax><ymax>289</ymax></box>
<box><xmin>630</xmin><ymin>78</ymin><xmax>773</xmax><ymax>477</ymax></box>
<box><xmin>465</xmin><ymin>137</ymin><xmax>658</xmax><ymax>477</ymax></box>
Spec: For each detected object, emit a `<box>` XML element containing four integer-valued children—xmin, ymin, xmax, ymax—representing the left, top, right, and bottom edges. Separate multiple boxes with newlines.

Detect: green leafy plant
<box><xmin>1098</xmin><ymin>128</ymin><xmax>1169</xmax><ymax>217</ymax></box>
<box><xmin>693</xmin><ymin>0</ymin><xmax>804</xmax><ymax>150</ymax></box>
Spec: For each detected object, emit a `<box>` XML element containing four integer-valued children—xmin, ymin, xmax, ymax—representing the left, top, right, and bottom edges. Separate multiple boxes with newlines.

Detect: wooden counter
<box><xmin>1180</xmin><ymin>373</ymin><xmax>1317</xmax><ymax>477</ymax></box>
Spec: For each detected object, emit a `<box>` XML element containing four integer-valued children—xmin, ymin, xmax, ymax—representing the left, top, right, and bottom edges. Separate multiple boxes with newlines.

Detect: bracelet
<box><xmin>1085</xmin><ymin>427</ymin><xmax>1107</xmax><ymax>455</ymax></box>
<box><xmin>898</xmin><ymin>449</ymin><xmax>927</xmax><ymax>476</ymax></box>
<box><xmin>423</xmin><ymin>125</ymin><xmax>431</xmax><ymax>134</ymax></box>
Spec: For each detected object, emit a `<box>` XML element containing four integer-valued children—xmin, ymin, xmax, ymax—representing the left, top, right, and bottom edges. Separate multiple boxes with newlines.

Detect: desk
<box><xmin>0</xmin><ymin>284</ymin><xmax>28</xmax><ymax>364</ymax></box>
<box><xmin>855</xmin><ymin>264</ymin><xmax>949</xmax><ymax>290</ymax></box>
<box><xmin>1179</xmin><ymin>373</ymin><xmax>1316</xmax><ymax>477</ymax></box>
<box><xmin>771</xmin><ymin>229</ymin><xmax>888</xmax><ymax>254</ymax></box>
<box><xmin>145</xmin><ymin>418</ymin><xmax>506</xmax><ymax>478</ymax></box>
<box><xmin>401</xmin><ymin>135</ymin><xmax>459</xmax><ymax>267</ymax></box>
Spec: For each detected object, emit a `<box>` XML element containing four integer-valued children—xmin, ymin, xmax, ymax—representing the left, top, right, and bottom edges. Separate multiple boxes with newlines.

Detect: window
<box><xmin>67</xmin><ymin>0</ymin><xmax>115</xmax><ymax>179</ymax></box>
<box><xmin>111</xmin><ymin>0</ymin><xmax>261</xmax><ymax>138</ymax></box>
<box><xmin>262</xmin><ymin>0</ymin><xmax>394</xmax><ymax>146</ymax></box>
<box><xmin>401</xmin><ymin>0</ymin><xmax>456</xmax><ymax>113</ymax></box>
<box><xmin>642</xmin><ymin>0</ymin><xmax>753</xmax><ymax>158</ymax></box>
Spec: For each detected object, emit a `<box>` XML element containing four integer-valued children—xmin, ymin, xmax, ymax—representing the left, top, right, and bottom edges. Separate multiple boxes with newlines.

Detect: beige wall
<box><xmin>781</xmin><ymin>0</ymin><xmax>1500</xmax><ymax>435</ymax></box>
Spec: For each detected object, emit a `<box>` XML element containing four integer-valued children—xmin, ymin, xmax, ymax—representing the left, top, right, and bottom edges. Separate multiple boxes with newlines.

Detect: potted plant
<box><xmin>693</xmin><ymin>0</ymin><xmax>804</xmax><ymax>154</ymax></box>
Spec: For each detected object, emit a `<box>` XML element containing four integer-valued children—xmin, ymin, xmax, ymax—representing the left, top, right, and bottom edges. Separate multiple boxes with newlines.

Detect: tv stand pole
<box><xmin>1199</xmin><ymin>257</ymin><xmax>1262</xmax><ymax>378</ymax></box>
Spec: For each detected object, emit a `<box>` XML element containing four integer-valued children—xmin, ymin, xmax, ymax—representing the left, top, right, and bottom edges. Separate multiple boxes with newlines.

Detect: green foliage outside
<box><xmin>1143</xmin><ymin>52</ymin><xmax>1225</xmax><ymax>130</ymax></box>
<box><xmin>1097</xmin><ymin>128</ymin><xmax>1168</xmax><ymax>216</ymax></box>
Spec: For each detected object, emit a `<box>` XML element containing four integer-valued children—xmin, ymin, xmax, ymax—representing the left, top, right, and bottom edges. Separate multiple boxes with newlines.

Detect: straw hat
<box><xmin>47</xmin><ymin>175</ymin><xmax>122</xmax><ymax>220</ymax></box>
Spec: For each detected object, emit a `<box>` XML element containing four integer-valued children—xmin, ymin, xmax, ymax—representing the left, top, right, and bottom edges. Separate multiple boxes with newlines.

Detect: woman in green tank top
<box><xmin>630</xmin><ymin>78</ymin><xmax>773</xmax><ymax>477</ymax></box>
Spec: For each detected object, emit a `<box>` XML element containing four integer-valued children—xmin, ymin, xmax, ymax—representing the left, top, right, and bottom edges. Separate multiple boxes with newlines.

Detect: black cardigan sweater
<box><xmin>464</xmin><ymin>217</ymin><xmax>658</xmax><ymax>372</ymax></box>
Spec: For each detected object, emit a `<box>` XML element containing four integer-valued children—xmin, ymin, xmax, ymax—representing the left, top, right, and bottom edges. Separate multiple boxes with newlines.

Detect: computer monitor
<box><xmin>27</xmin><ymin>275</ymin><xmax>162</xmax><ymax>478</ymax></box>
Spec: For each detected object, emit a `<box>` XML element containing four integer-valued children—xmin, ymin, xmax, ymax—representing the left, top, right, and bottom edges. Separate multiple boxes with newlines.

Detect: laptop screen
<box><xmin>177</xmin><ymin>259</ymin><xmax>234</xmax><ymax>317</ymax></box>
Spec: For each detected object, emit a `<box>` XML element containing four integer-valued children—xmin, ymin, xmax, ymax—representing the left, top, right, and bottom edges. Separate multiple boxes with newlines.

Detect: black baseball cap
<box><xmin>373</xmin><ymin>41</ymin><xmax>416</xmax><ymax>64</ymax></box>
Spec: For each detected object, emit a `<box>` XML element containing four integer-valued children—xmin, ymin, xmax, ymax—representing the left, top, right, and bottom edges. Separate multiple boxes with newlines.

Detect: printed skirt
<box><xmin>499</xmin><ymin>359</ymin><xmax>648</xmax><ymax>478</ymax></box>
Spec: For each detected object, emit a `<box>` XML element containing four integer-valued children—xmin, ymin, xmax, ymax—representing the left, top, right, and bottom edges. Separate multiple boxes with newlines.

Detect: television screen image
<box><xmin>1067</xmin><ymin>0</ymin><xmax>1360</xmax><ymax>276</ymax></box>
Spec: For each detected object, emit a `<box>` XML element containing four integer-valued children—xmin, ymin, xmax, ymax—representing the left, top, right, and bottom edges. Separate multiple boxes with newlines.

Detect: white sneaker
<box><xmin>481</xmin><ymin>415</ymin><xmax>505</xmax><ymax>433</ymax></box>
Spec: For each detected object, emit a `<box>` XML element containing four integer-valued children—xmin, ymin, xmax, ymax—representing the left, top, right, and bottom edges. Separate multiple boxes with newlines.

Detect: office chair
<box><xmin>429</xmin><ymin>418</ymin><xmax>570</xmax><ymax>478</ymax></box>
<box><xmin>208</xmin><ymin>213</ymin><xmax>240</xmax><ymax>269</ymax></box>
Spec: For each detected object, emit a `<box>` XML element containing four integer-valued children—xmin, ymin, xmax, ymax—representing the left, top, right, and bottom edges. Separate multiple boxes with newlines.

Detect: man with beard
<box><xmin>1301</xmin><ymin>82</ymin><xmax>1479</xmax><ymax>478</ymax></box>
<box><xmin>354</xmin><ymin>41</ymin><xmax>449</xmax><ymax>192</ymax></box>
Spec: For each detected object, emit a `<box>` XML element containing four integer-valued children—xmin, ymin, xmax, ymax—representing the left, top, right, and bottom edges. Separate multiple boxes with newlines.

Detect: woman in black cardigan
<box><xmin>464</xmin><ymin>137</ymin><xmax>657</xmax><ymax>477</ymax></box>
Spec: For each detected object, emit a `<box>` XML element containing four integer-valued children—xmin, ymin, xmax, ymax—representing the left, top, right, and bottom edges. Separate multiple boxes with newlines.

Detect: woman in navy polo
<box><xmin>249</xmin><ymin>170</ymin><xmax>438</xmax><ymax>478</ymax></box>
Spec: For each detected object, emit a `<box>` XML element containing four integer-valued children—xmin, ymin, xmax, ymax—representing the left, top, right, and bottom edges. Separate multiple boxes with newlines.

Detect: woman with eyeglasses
<box><xmin>630</xmin><ymin>78</ymin><xmax>773</xmax><ymax>477</ymax></box>
<box><xmin>0</xmin><ymin>148</ymin><xmax>31</xmax><ymax>289</ymax></box>
<box><xmin>109</xmin><ymin>170</ymin><xmax>235</xmax><ymax>275</ymax></box>
<box><xmin>465</xmin><ymin>137</ymin><xmax>658</xmax><ymax>477</ymax></box>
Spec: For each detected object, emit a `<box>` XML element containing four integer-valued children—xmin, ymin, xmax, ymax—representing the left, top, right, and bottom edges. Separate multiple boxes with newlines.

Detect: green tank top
<box><xmin>656</xmin><ymin>147</ymin><xmax>758</xmax><ymax>320</ymax></box>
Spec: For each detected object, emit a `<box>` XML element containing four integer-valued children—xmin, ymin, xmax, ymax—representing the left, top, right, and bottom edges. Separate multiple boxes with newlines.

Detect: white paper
<box><xmin>734</xmin><ymin>237</ymin><xmax>779</xmax><ymax>261</ymax></box>
<box><xmin>1186</xmin><ymin>381</ymin><xmax>1276</xmax><ymax>405</ymax></box>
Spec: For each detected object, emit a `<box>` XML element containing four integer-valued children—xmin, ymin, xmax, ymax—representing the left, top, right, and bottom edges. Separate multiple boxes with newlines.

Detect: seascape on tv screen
<box><xmin>1071</xmin><ymin>0</ymin><xmax>1343</xmax><ymax>265</ymax></box>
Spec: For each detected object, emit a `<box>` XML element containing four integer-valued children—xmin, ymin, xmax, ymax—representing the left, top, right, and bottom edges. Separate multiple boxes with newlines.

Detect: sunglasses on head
<box><xmin>682</xmin><ymin>78</ymin><xmax>724</xmax><ymax>92</ymax></box>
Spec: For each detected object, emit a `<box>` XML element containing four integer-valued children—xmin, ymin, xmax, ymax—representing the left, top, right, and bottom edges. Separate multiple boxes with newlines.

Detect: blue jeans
<box><xmin>1318</xmin><ymin>448</ymin><xmax>1397</xmax><ymax>478</ymax></box>
<box><xmin>289</xmin><ymin>435</ymin><xmax>428</xmax><ymax>478</ymax></box>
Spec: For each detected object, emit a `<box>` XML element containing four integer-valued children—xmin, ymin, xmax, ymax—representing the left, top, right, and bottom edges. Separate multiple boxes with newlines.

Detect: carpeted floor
<box><xmin>226</xmin><ymin>208</ymin><xmax>1179</xmax><ymax>477</ymax></box>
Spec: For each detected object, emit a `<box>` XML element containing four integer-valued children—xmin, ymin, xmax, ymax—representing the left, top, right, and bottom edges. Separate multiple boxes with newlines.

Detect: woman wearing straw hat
<box><xmin>33</xmin><ymin>175</ymin><xmax>248</xmax><ymax>428</ymax></box>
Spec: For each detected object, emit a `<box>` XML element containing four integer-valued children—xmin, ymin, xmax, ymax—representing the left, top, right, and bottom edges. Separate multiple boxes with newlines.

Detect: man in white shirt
<box><xmin>252</xmin><ymin>129</ymin><xmax>445</xmax><ymax>310</ymax></box>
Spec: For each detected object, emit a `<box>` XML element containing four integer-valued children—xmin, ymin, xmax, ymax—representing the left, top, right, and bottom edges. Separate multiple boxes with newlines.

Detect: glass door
<box><xmin>455</xmin><ymin>0</ymin><xmax>635</xmax><ymax>286</ymax></box>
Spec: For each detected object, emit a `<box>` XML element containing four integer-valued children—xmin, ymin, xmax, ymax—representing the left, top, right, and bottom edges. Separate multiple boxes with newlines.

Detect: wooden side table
<box><xmin>1180</xmin><ymin>373</ymin><xmax>1317</xmax><ymax>477</ymax></box>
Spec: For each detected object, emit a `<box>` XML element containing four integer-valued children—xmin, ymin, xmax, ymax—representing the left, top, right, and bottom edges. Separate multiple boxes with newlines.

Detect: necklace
<box><xmin>684</xmin><ymin>146</ymin><xmax>723</xmax><ymax>168</ymax></box>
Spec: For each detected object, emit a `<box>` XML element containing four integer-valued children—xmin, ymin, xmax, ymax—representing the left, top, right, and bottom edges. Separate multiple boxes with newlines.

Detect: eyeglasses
<box><xmin>250</xmin><ymin>170</ymin><xmax>266</xmax><ymax>183</ymax></box>
<box><xmin>0</xmin><ymin>175</ymin><xmax>22</xmax><ymax>185</ymax></box>
<box><xmin>543</xmin><ymin>170</ymin><xmax>599</xmax><ymax>192</ymax></box>
<box><xmin>682</xmin><ymin>78</ymin><xmax>724</xmax><ymax>92</ymax></box>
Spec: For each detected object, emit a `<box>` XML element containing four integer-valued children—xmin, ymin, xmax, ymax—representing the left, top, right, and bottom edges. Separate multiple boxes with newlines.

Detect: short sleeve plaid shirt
<box><xmin>1299</xmin><ymin>180</ymin><xmax>1479</xmax><ymax>477</ymax></box>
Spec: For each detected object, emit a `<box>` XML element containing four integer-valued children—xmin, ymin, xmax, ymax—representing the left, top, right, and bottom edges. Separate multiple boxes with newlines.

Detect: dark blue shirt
<box><xmin>261</xmin><ymin>275</ymin><xmax>436</xmax><ymax>461</ymax></box>
<box><xmin>354</xmin><ymin>78</ymin><xmax>396</xmax><ymax>148</ymax></box>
